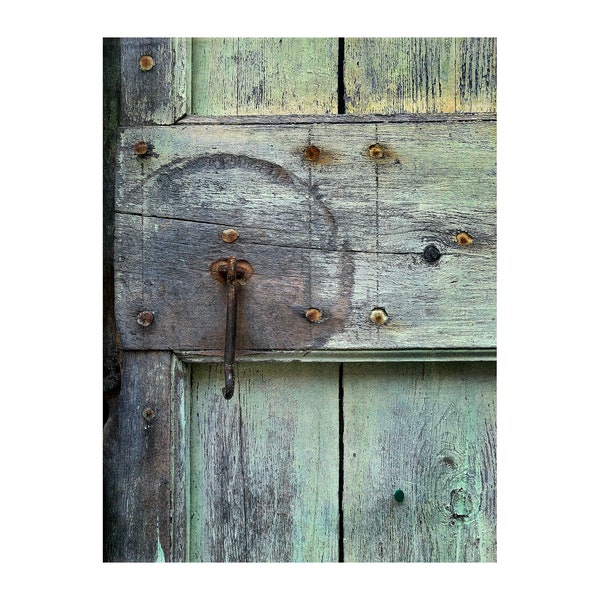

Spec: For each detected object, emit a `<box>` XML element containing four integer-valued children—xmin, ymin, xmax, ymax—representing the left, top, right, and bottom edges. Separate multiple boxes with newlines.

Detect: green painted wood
<box><xmin>342</xmin><ymin>362</ymin><xmax>496</xmax><ymax>561</ymax></box>
<box><xmin>107</xmin><ymin>38</ymin><xmax>497</xmax><ymax>565</ymax></box>
<box><xmin>455</xmin><ymin>38</ymin><xmax>497</xmax><ymax>112</ymax></box>
<box><xmin>170</xmin><ymin>355</ymin><xmax>191</xmax><ymax>562</ymax></box>
<box><xmin>344</xmin><ymin>38</ymin><xmax>496</xmax><ymax>114</ymax></box>
<box><xmin>114</xmin><ymin>120</ymin><xmax>495</xmax><ymax>354</ymax></box>
<box><xmin>188</xmin><ymin>362</ymin><xmax>340</xmax><ymax>561</ymax></box>
<box><xmin>191</xmin><ymin>38</ymin><xmax>338</xmax><ymax>115</ymax></box>
<box><xmin>120</xmin><ymin>38</ymin><xmax>190</xmax><ymax>125</ymax></box>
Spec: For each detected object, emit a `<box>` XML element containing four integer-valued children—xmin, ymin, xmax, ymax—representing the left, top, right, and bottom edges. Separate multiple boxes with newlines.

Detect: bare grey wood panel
<box><xmin>115</xmin><ymin>122</ymin><xmax>495</xmax><ymax>353</ymax></box>
<box><xmin>188</xmin><ymin>362</ymin><xmax>340</xmax><ymax>561</ymax></box>
<box><xmin>103</xmin><ymin>351</ymin><xmax>173</xmax><ymax>562</ymax></box>
<box><xmin>120</xmin><ymin>38</ymin><xmax>190</xmax><ymax>125</ymax></box>
<box><xmin>343</xmin><ymin>362</ymin><xmax>496</xmax><ymax>562</ymax></box>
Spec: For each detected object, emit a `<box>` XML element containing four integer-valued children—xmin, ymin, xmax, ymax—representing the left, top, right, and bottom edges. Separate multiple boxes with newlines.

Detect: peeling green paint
<box><xmin>157</xmin><ymin>535</ymin><xmax>165</xmax><ymax>562</ymax></box>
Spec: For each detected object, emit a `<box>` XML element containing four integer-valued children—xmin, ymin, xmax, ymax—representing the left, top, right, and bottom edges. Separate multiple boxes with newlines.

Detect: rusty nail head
<box><xmin>221</xmin><ymin>228</ymin><xmax>239</xmax><ymax>243</ymax></box>
<box><xmin>304</xmin><ymin>145</ymin><xmax>321</xmax><ymax>161</ymax></box>
<box><xmin>455</xmin><ymin>232</ymin><xmax>473</xmax><ymax>246</ymax></box>
<box><xmin>369</xmin><ymin>144</ymin><xmax>384</xmax><ymax>159</ymax></box>
<box><xmin>370</xmin><ymin>308</ymin><xmax>388</xmax><ymax>325</ymax></box>
<box><xmin>137</xmin><ymin>310</ymin><xmax>154</xmax><ymax>327</ymax></box>
<box><xmin>143</xmin><ymin>407</ymin><xmax>155</xmax><ymax>421</ymax></box>
<box><xmin>134</xmin><ymin>141</ymin><xmax>148</xmax><ymax>156</ymax></box>
<box><xmin>305</xmin><ymin>308</ymin><xmax>323</xmax><ymax>323</ymax></box>
<box><xmin>139</xmin><ymin>55</ymin><xmax>155</xmax><ymax>71</ymax></box>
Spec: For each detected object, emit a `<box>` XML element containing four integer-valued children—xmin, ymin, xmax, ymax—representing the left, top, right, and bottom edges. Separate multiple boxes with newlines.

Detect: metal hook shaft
<box><xmin>223</xmin><ymin>256</ymin><xmax>238</xmax><ymax>399</ymax></box>
<box><xmin>211</xmin><ymin>255</ymin><xmax>252</xmax><ymax>399</ymax></box>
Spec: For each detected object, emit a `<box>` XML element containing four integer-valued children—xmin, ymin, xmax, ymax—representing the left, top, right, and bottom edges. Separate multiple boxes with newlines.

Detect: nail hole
<box><xmin>370</xmin><ymin>307</ymin><xmax>388</xmax><ymax>325</ymax></box>
<box><xmin>143</xmin><ymin>407</ymin><xmax>155</xmax><ymax>421</ymax></box>
<box><xmin>455</xmin><ymin>232</ymin><xmax>473</xmax><ymax>246</ymax></box>
<box><xmin>368</xmin><ymin>143</ymin><xmax>384</xmax><ymax>158</ymax></box>
<box><xmin>305</xmin><ymin>308</ymin><xmax>323</xmax><ymax>323</ymax></box>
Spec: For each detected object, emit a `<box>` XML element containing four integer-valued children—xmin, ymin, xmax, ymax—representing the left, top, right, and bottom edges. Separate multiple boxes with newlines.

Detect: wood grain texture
<box><xmin>103</xmin><ymin>352</ymin><xmax>173</xmax><ymax>562</ymax></box>
<box><xmin>191</xmin><ymin>38</ymin><xmax>338</xmax><ymax>115</ymax></box>
<box><xmin>120</xmin><ymin>38</ymin><xmax>190</xmax><ymax>125</ymax></box>
<box><xmin>114</xmin><ymin>121</ymin><xmax>496</xmax><ymax>353</ymax></box>
<box><xmin>180</xmin><ymin>113</ymin><xmax>496</xmax><ymax>125</ymax></box>
<box><xmin>104</xmin><ymin>351</ymin><xmax>190</xmax><ymax>562</ymax></box>
<box><xmin>342</xmin><ymin>362</ymin><xmax>496</xmax><ymax>561</ymax></box>
<box><xmin>170</xmin><ymin>355</ymin><xmax>191</xmax><ymax>562</ymax></box>
<box><xmin>344</xmin><ymin>38</ymin><xmax>496</xmax><ymax>114</ymax></box>
<box><xmin>104</xmin><ymin>38</ymin><xmax>121</xmax><ymax>402</ymax></box>
<box><xmin>456</xmin><ymin>38</ymin><xmax>498</xmax><ymax>112</ymax></box>
<box><xmin>188</xmin><ymin>362</ymin><xmax>340</xmax><ymax>561</ymax></box>
<box><xmin>178</xmin><ymin>349</ymin><xmax>496</xmax><ymax>363</ymax></box>
<box><xmin>108</xmin><ymin>38</ymin><xmax>498</xmax><ymax>565</ymax></box>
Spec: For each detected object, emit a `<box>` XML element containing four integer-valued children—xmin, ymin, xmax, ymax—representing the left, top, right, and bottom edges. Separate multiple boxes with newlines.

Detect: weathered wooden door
<box><xmin>104</xmin><ymin>38</ymin><xmax>496</xmax><ymax>562</ymax></box>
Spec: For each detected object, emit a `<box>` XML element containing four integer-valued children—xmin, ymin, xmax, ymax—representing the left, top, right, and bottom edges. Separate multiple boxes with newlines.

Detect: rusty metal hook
<box><xmin>211</xmin><ymin>256</ymin><xmax>253</xmax><ymax>399</ymax></box>
<box><xmin>223</xmin><ymin>256</ymin><xmax>238</xmax><ymax>399</ymax></box>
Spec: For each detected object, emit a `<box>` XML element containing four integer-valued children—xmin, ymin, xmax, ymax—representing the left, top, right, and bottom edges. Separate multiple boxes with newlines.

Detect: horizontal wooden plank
<box><xmin>115</xmin><ymin>122</ymin><xmax>495</xmax><ymax>353</ymax></box>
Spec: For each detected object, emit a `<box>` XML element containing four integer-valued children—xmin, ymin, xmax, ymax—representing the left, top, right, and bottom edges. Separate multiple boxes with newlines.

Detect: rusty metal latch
<box><xmin>210</xmin><ymin>256</ymin><xmax>253</xmax><ymax>399</ymax></box>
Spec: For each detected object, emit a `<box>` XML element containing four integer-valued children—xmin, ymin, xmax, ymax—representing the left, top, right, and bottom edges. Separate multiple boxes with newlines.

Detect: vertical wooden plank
<box><xmin>104</xmin><ymin>352</ymin><xmax>173</xmax><ymax>562</ymax></box>
<box><xmin>191</xmin><ymin>38</ymin><xmax>338</xmax><ymax>115</ymax></box>
<box><xmin>189</xmin><ymin>363</ymin><xmax>340</xmax><ymax>562</ymax></box>
<box><xmin>343</xmin><ymin>362</ymin><xmax>496</xmax><ymax>562</ymax></box>
<box><xmin>103</xmin><ymin>38</ymin><xmax>121</xmax><ymax>413</ymax></box>
<box><xmin>170</xmin><ymin>355</ymin><xmax>191</xmax><ymax>562</ymax></box>
<box><xmin>344</xmin><ymin>38</ymin><xmax>496</xmax><ymax>114</ymax></box>
<box><xmin>344</xmin><ymin>38</ymin><xmax>457</xmax><ymax>114</ymax></box>
<box><xmin>456</xmin><ymin>38</ymin><xmax>497</xmax><ymax>112</ymax></box>
<box><xmin>120</xmin><ymin>37</ymin><xmax>190</xmax><ymax>125</ymax></box>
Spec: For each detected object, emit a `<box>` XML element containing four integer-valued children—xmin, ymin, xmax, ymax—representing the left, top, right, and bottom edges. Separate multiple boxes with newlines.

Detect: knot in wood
<box><xmin>423</xmin><ymin>244</ymin><xmax>441</xmax><ymax>262</ymax></box>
